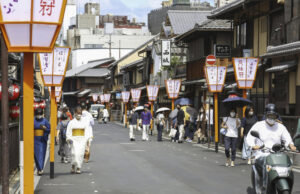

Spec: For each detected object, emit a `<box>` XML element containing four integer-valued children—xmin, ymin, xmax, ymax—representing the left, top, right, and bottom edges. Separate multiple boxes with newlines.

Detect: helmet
<box><xmin>265</xmin><ymin>104</ymin><xmax>278</xmax><ymax>117</ymax></box>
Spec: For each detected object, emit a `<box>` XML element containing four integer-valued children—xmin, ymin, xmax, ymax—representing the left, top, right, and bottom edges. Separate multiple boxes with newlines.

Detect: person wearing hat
<box><xmin>140</xmin><ymin>106</ymin><xmax>152</xmax><ymax>141</ymax></box>
<box><xmin>128</xmin><ymin>108</ymin><xmax>139</xmax><ymax>141</ymax></box>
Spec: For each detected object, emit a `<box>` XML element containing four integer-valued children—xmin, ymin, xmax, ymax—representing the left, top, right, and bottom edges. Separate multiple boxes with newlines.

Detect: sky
<box><xmin>78</xmin><ymin>0</ymin><xmax>215</xmax><ymax>24</ymax></box>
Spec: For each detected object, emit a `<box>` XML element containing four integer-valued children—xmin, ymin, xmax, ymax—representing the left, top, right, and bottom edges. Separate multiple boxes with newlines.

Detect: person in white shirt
<box><xmin>81</xmin><ymin>103</ymin><xmax>94</xmax><ymax>163</ymax></box>
<box><xmin>221</xmin><ymin>108</ymin><xmax>241</xmax><ymax>167</ymax></box>
<box><xmin>156</xmin><ymin>112</ymin><xmax>165</xmax><ymax>141</ymax></box>
<box><xmin>103</xmin><ymin>108</ymin><xmax>109</xmax><ymax>124</ymax></box>
<box><xmin>246</xmin><ymin>104</ymin><xmax>297</xmax><ymax>159</ymax></box>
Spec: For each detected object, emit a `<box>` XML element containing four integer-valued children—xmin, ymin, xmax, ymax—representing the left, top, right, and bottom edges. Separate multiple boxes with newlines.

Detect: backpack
<box><xmin>60</xmin><ymin>121</ymin><xmax>69</xmax><ymax>139</ymax></box>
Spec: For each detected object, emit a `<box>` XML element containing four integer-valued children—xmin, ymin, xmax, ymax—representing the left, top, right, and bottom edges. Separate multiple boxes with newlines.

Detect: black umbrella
<box><xmin>222</xmin><ymin>94</ymin><xmax>253</xmax><ymax>108</ymax></box>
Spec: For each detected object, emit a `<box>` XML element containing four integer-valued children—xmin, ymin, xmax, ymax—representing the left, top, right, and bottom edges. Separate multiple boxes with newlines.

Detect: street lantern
<box><xmin>121</xmin><ymin>91</ymin><xmax>130</xmax><ymax>126</ymax></box>
<box><xmin>0</xmin><ymin>0</ymin><xmax>67</xmax><ymax>53</ymax></box>
<box><xmin>100</xmin><ymin>94</ymin><xmax>105</xmax><ymax>104</ymax></box>
<box><xmin>9</xmin><ymin>105</ymin><xmax>20</xmax><ymax>119</ymax></box>
<box><xmin>130</xmin><ymin>89</ymin><xmax>141</xmax><ymax>103</ymax></box>
<box><xmin>146</xmin><ymin>85</ymin><xmax>159</xmax><ymax>129</ymax></box>
<box><xmin>165</xmin><ymin>79</ymin><xmax>181</xmax><ymax>110</ymax></box>
<box><xmin>48</xmin><ymin>86</ymin><xmax>62</xmax><ymax>98</ymax></box>
<box><xmin>233</xmin><ymin>58</ymin><xmax>259</xmax><ymax>89</ymax></box>
<box><xmin>92</xmin><ymin>94</ymin><xmax>99</xmax><ymax>103</ymax></box>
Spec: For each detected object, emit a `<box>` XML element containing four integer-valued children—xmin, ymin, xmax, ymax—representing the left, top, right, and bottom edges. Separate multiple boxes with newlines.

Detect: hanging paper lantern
<box><xmin>8</xmin><ymin>84</ymin><xmax>20</xmax><ymax>101</ymax></box>
<box><xmin>39</xmin><ymin>100</ymin><xmax>46</xmax><ymax>109</ymax></box>
<box><xmin>10</xmin><ymin>105</ymin><xmax>20</xmax><ymax>118</ymax></box>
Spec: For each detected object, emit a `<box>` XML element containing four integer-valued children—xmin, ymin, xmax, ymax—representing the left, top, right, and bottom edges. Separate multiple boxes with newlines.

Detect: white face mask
<box><xmin>75</xmin><ymin>114</ymin><xmax>82</xmax><ymax>120</ymax></box>
<box><xmin>266</xmin><ymin>118</ymin><xmax>276</xmax><ymax>126</ymax></box>
<box><xmin>230</xmin><ymin>112</ymin><xmax>236</xmax><ymax>118</ymax></box>
<box><xmin>36</xmin><ymin>115</ymin><xmax>43</xmax><ymax>119</ymax></box>
<box><xmin>249</xmin><ymin>111</ymin><xmax>254</xmax><ymax>116</ymax></box>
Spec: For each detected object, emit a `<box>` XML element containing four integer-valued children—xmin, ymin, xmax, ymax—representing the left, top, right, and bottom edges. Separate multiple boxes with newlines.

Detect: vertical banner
<box><xmin>100</xmin><ymin>94</ymin><xmax>105</xmax><ymax>104</ymax></box>
<box><xmin>161</xmin><ymin>40</ymin><xmax>171</xmax><ymax>67</ymax></box>
<box><xmin>146</xmin><ymin>85</ymin><xmax>159</xmax><ymax>101</ymax></box>
<box><xmin>104</xmin><ymin>94</ymin><xmax>111</xmax><ymax>103</ymax></box>
<box><xmin>233</xmin><ymin>58</ymin><xmax>259</xmax><ymax>89</ymax></box>
<box><xmin>165</xmin><ymin>79</ymin><xmax>181</xmax><ymax>99</ymax></box>
<box><xmin>131</xmin><ymin>89</ymin><xmax>142</xmax><ymax>103</ymax></box>
<box><xmin>204</xmin><ymin>65</ymin><xmax>227</xmax><ymax>93</ymax></box>
<box><xmin>92</xmin><ymin>94</ymin><xmax>99</xmax><ymax>102</ymax></box>
<box><xmin>121</xmin><ymin>91</ymin><xmax>130</xmax><ymax>103</ymax></box>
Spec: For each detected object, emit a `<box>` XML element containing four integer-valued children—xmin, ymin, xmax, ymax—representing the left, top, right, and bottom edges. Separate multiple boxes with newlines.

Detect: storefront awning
<box><xmin>77</xmin><ymin>89</ymin><xmax>92</xmax><ymax>97</ymax></box>
<box><xmin>265</xmin><ymin>61</ymin><xmax>297</xmax><ymax>73</ymax></box>
<box><xmin>63</xmin><ymin>91</ymin><xmax>79</xmax><ymax>96</ymax></box>
<box><xmin>182</xmin><ymin>79</ymin><xmax>206</xmax><ymax>86</ymax></box>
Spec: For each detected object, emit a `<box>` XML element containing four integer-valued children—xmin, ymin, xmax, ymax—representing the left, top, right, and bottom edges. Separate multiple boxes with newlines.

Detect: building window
<box><xmin>236</xmin><ymin>22</ymin><xmax>247</xmax><ymax>47</ymax></box>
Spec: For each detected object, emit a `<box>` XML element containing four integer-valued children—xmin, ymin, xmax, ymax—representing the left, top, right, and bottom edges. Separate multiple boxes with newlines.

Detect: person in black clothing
<box><xmin>241</xmin><ymin>106</ymin><xmax>258</xmax><ymax>164</ymax></box>
<box><xmin>176</xmin><ymin>104</ymin><xmax>185</xmax><ymax>143</ymax></box>
<box><xmin>128</xmin><ymin>109</ymin><xmax>139</xmax><ymax>141</ymax></box>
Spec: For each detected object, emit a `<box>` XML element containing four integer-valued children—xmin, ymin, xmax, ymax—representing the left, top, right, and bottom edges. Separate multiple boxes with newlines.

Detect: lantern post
<box><xmin>0</xmin><ymin>1</ymin><xmax>68</xmax><ymax>192</ymax></box>
<box><xmin>38</xmin><ymin>47</ymin><xmax>71</xmax><ymax>179</ymax></box>
<box><xmin>165</xmin><ymin>80</ymin><xmax>181</xmax><ymax>110</ymax></box>
<box><xmin>232</xmin><ymin>58</ymin><xmax>259</xmax><ymax>116</ymax></box>
<box><xmin>121</xmin><ymin>91</ymin><xmax>130</xmax><ymax>127</ymax></box>
<box><xmin>131</xmin><ymin>88</ymin><xmax>142</xmax><ymax>105</ymax></box>
<box><xmin>146</xmin><ymin>85</ymin><xmax>160</xmax><ymax>129</ymax></box>
<box><xmin>104</xmin><ymin>94</ymin><xmax>111</xmax><ymax>109</ymax></box>
<box><xmin>204</xmin><ymin>56</ymin><xmax>227</xmax><ymax>153</ymax></box>
<box><xmin>92</xmin><ymin>94</ymin><xmax>99</xmax><ymax>104</ymax></box>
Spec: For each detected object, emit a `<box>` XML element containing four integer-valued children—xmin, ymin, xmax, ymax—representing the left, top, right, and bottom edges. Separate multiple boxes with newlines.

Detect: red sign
<box><xmin>206</xmin><ymin>55</ymin><xmax>216</xmax><ymax>65</ymax></box>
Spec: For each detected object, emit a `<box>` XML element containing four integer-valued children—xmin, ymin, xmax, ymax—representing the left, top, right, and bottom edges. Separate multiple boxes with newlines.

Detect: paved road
<box><xmin>36</xmin><ymin>123</ymin><xmax>300</xmax><ymax>194</ymax></box>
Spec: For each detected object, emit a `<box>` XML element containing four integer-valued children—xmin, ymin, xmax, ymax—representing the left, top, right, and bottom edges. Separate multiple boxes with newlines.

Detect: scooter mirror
<box><xmin>250</xmin><ymin>131</ymin><xmax>260</xmax><ymax>139</ymax></box>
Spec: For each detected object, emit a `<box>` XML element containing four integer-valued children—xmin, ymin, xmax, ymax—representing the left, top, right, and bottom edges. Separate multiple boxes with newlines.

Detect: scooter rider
<box><xmin>246</xmin><ymin>104</ymin><xmax>297</xmax><ymax>156</ymax></box>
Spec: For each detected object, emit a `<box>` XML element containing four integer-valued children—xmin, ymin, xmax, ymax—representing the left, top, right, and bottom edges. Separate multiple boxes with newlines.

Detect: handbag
<box><xmin>220</xmin><ymin>117</ymin><xmax>229</xmax><ymax>135</ymax></box>
<box><xmin>169</xmin><ymin>128</ymin><xmax>177</xmax><ymax>138</ymax></box>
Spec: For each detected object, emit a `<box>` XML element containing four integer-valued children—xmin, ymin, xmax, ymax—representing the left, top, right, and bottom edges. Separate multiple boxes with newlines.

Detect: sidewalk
<box><xmin>114</xmin><ymin>121</ymin><xmax>300</xmax><ymax>172</ymax></box>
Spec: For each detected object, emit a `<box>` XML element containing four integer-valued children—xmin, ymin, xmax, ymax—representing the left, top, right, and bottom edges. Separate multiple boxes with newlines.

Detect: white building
<box><xmin>215</xmin><ymin>0</ymin><xmax>236</xmax><ymax>7</ymax></box>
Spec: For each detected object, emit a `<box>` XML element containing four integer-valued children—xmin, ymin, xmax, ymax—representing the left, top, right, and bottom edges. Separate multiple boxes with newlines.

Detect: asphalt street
<box><xmin>35</xmin><ymin>123</ymin><xmax>300</xmax><ymax>194</ymax></box>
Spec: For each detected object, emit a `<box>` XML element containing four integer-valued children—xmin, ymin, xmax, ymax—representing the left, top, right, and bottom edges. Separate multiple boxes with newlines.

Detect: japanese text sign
<box><xmin>100</xmin><ymin>94</ymin><xmax>105</xmax><ymax>103</ymax></box>
<box><xmin>121</xmin><ymin>91</ymin><xmax>130</xmax><ymax>103</ymax></box>
<box><xmin>131</xmin><ymin>89</ymin><xmax>141</xmax><ymax>103</ymax></box>
<box><xmin>161</xmin><ymin>40</ymin><xmax>171</xmax><ymax>67</ymax></box>
<box><xmin>233</xmin><ymin>58</ymin><xmax>259</xmax><ymax>89</ymax></box>
<box><xmin>204</xmin><ymin>65</ymin><xmax>227</xmax><ymax>93</ymax></box>
<box><xmin>147</xmin><ymin>85</ymin><xmax>159</xmax><ymax>101</ymax></box>
<box><xmin>165</xmin><ymin>80</ymin><xmax>181</xmax><ymax>99</ymax></box>
<box><xmin>104</xmin><ymin>94</ymin><xmax>111</xmax><ymax>103</ymax></box>
<box><xmin>92</xmin><ymin>94</ymin><xmax>98</xmax><ymax>102</ymax></box>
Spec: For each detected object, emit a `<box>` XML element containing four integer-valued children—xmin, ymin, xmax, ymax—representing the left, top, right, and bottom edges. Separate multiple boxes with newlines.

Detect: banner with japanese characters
<box><xmin>121</xmin><ymin>91</ymin><xmax>130</xmax><ymax>103</ymax></box>
<box><xmin>147</xmin><ymin>85</ymin><xmax>159</xmax><ymax>101</ymax></box>
<box><xmin>161</xmin><ymin>40</ymin><xmax>171</xmax><ymax>67</ymax></box>
<box><xmin>165</xmin><ymin>80</ymin><xmax>181</xmax><ymax>99</ymax></box>
<box><xmin>33</xmin><ymin>0</ymin><xmax>64</xmax><ymax>22</ymax></box>
<box><xmin>53</xmin><ymin>47</ymin><xmax>70</xmax><ymax>75</ymax></box>
<box><xmin>233</xmin><ymin>58</ymin><xmax>259</xmax><ymax>89</ymax></box>
<box><xmin>92</xmin><ymin>94</ymin><xmax>99</xmax><ymax>102</ymax></box>
<box><xmin>104</xmin><ymin>94</ymin><xmax>111</xmax><ymax>103</ymax></box>
<box><xmin>204</xmin><ymin>65</ymin><xmax>227</xmax><ymax>93</ymax></box>
<box><xmin>131</xmin><ymin>89</ymin><xmax>141</xmax><ymax>102</ymax></box>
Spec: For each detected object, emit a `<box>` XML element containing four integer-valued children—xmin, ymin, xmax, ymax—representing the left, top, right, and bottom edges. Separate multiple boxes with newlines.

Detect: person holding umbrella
<box><xmin>176</xmin><ymin>104</ymin><xmax>185</xmax><ymax>143</ymax></box>
<box><xmin>221</xmin><ymin>108</ymin><xmax>241</xmax><ymax>167</ymax></box>
<box><xmin>155</xmin><ymin>107</ymin><xmax>170</xmax><ymax>141</ymax></box>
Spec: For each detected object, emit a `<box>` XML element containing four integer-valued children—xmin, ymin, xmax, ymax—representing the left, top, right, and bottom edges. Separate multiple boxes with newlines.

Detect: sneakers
<box><xmin>225</xmin><ymin>158</ymin><xmax>230</xmax><ymax>167</ymax></box>
<box><xmin>37</xmin><ymin>170</ymin><xmax>43</xmax><ymax>176</ymax></box>
<box><xmin>247</xmin><ymin>159</ymin><xmax>251</xmax><ymax>165</ymax></box>
<box><xmin>231</xmin><ymin>161</ymin><xmax>235</xmax><ymax>167</ymax></box>
<box><xmin>76</xmin><ymin>168</ymin><xmax>81</xmax><ymax>174</ymax></box>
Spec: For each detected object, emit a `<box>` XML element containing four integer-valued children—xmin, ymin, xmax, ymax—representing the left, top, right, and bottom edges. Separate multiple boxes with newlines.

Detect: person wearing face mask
<box><xmin>176</xmin><ymin>104</ymin><xmax>185</xmax><ymax>143</ymax></box>
<box><xmin>221</xmin><ymin>108</ymin><xmax>241</xmax><ymax>167</ymax></box>
<box><xmin>246</xmin><ymin>104</ymin><xmax>297</xmax><ymax>159</ymax></box>
<box><xmin>34</xmin><ymin>108</ymin><xmax>50</xmax><ymax>176</ymax></box>
<box><xmin>66</xmin><ymin>106</ymin><xmax>92</xmax><ymax>174</ymax></box>
<box><xmin>240</xmin><ymin>106</ymin><xmax>258</xmax><ymax>164</ymax></box>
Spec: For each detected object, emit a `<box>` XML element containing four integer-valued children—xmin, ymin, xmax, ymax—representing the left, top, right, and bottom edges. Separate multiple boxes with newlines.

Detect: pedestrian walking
<box><xmin>62</xmin><ymin>105</ymin><xmax>73</xmax><ymax>120</ymax></box>
<box><xmin>98</xmin><ymin>108</ymin><xmax>104</xmax><ymax>124</ymax></box>
<box><xmin>34</xmin><ymin>108</ymin><xmax>50</xmax><ymax>176</ymax></box>
<box><xmin>103</xmin><ymin>108</ymin><xmax>109</xmax><ymax>124</ymax></box>
<box><xmin>140</xmin><ymin>106</ymin><xmax>152</xmax><ymax>141</ymax></box>
<box><xmin>128</xmin><ymin>108</ymin><xmax>139</xmax><ymax>141</ymax></box>
<box><xmin>241</xmin><ymin>106</ymin><xmax>258</xmax><ymax>164</ymax></box>
<box><xmin>156</xmin><ymin>112</ymin><xmax>165</xmax><ymax>141</ymax></box>
<box><xmin>57</xmin><ymin>113</ymin><xmax>70</xmax><ymax>163</ymax></box>
<box><xmin>176</xmin><ymin>104</ymin><xmax>185</xmax><ymax>143</ymax></box>
<box><xmin>81</xmin><ymin>103</ymin><xmax>94</xmax><ymax>163</ymax></box>
<box><xmin>221</xmin><ymin>108</ymin><xmax>241</xmax><ymax>167</ymax></box>
<box><xmin>196</xmin><ymin>106</ymin><xmax>207</xmax><ymax>144</ymax></box>
<box><xmin>66</xmin><ymin>106</ymin><xmax>93</xmax><ymax>174</ymax></box>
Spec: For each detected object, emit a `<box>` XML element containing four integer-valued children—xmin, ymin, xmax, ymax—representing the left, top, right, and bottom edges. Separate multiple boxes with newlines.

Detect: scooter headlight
<box><xmin>266</xmin><ymin>165</ymin><xmax>272</xmax><ymax>172</ymax></box>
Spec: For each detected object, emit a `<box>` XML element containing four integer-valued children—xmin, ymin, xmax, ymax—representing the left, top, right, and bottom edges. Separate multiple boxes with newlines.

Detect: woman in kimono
<box><xmin>66</xmin><ymin>106</ymin><xmax>92</xmax><ymax>174</ymax></box>
<box><xmin>34</xmin><ymin>108</ymin><xmax>50</xmax><ymax>176</ymax></box>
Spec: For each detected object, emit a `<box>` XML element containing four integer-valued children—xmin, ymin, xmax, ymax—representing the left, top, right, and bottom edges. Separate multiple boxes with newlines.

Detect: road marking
<box><xmin>120</xmin><ymin>143</ymin><xmax>135</xmax><ymax>145</ymax></box>
<box><xmin>94</xmin><ymin>190</ymin><xmax>99</xmax><ymax>193</ymax></box>
<box><xmin>89</xmin><ymin>173</ymin><xmax>93</xmax><ymax>176</ymax></box>
<box><xmin>91</xmin><ymin>181</ymin><xmax>95</xmax><ymax>184</ymax></box>
<box><xmin>44</xmin><ymin>183</ymin><xmax>74</xmax><ymax>186</ymax></box>
<box><xmin>129</xmin><ymin>150</ymin><xmax>145</xmax><ymax>152</ymax></box>
<box><xmin>98</xmin><ymin>134</ymin><xmax>109</xmax><ymax>136</ymax></box>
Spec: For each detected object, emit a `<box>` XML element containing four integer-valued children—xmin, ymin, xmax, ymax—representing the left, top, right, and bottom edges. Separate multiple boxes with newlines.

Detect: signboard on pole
<box><xmin>206</xmin><ymin>55</ymin><xmax>216</xmax><ymax>65</ymax></box>
<box><xmin>214</xmin><ymin>45</ymin><xmax>231</xmax><ymax>57</ymax></box>
<box><xmin>161</xmin><ymin>40</ymin><xmax>171</xmax><ymax>67</ymax></box>
<box><xmin>104</xmin><ymin>94</ymin><xmax>111</xmax><ymax>103</ymax></box>
<box><xmin>146</xmin><ymin>85</ymin><xmax>159</xmax><ymax>101</ymax></box>
<box><xmin>131</xmin><ymin>89</ymin><xmax>141</xmax><ymax>103</ymax></box>
<box><xmin>233</xmin><ymin>58</ymin><xmax>259</xmax><ymax>89</ymax></box>
<box><xmin>121</xmin><ymin>91</ymin><xmax>130</xmax><ymax>103</ymax></box>
<box><xmin>165</xmin><ymin>79</ymin><xmax>181</xmax><ymax>99</ymax></box>
<box><xmin>92</xmin><ymin>94</ymin><xmax>99</xmax><ymax>102</ymax></box>
<box><xmin>204</xmin><ymin>65</ymin><xmax>227</xmax><ymax>93</ymax></box>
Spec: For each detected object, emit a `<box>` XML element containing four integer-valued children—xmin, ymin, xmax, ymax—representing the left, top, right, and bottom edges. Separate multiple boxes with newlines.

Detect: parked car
<box><xmin>89</xmin><ymin>104</ymin><xmax>105</xmax><ymax>118</ymax></box>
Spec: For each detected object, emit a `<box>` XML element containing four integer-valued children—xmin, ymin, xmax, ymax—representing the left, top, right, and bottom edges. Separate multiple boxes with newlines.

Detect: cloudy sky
<box><xmin>78</xmin><ymin>0</ymin><xmax>214</xmax><ymax>24</ymax></box>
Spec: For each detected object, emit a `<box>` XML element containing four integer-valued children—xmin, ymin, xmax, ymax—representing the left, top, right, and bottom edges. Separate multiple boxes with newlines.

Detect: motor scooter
<box><xmin>250</xmin><ymin>131</ymin><xmax>297</xmax><ymax>194</ymax></box>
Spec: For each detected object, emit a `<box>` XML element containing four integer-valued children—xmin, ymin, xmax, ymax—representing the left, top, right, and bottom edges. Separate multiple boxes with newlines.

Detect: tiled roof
<box><xmin>209</xmin><ymin>0</ymin><xmax>244</xmax><ymax>19</ymax></box>
<box><xmin>261</xmin><ymin>41</ymin><xmax>300</xmax><ymax>58</ymax></box>
<box><xmin>74</xmin><ymin>68</ymin><xmax>110</xmax><ymax>78</ymax></box>
<box><xmin>167</xmin><ymin>10</ymin><xmax>211</xmax><ymax>35</ymax></box>
<box><xmin>197</xmin><ymin>19</ymin><xmax>232</xmax><ymax>30</ymax></box>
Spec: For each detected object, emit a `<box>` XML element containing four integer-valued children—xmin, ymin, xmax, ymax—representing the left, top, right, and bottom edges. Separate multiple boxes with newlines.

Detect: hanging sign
<box><xmin>161</xmin><ymin>40</ymin><xmax>171</xmax><ymax>66</ymax></box>
<box><xmin>104</xmin><ymin>94</ymin><xmax>111</xmax><ymax>103</ymax></box>
<box><xmin>100</xmin><ymin>94</ymin><xmax>105</xmax><ymax>103</ymax></box>
<box><xmin>121</xmin><ymin>91</ymin><xmax>130</xmax><ymax>103</ymax></box>
<box><xmin>147</xmin><ymin>85</ymin><xmax>159</xmax><ymax>101</ymax></box>
<box><xmin>204</xmin><ymin>65</ymin><xmax>227</xmax><ymax>93</ymax></box>
<box><xmin>233</xmin><ymin>58</ymin><xmax>259</xmax><ymax>89</ymax></box>
<box><xmin>165</xmin><ymin>79</ymin><xmax>181</xmax><ymax>99</ymax></box>
<box><xmin>131</xmin><ymin>89</ymin><xmax>141</xmax><ymax>102</ymax></box>
<box><xmin>92</xmin><ymin>94</ymin><xmax>99</xmax><ymax>102</ymax></box>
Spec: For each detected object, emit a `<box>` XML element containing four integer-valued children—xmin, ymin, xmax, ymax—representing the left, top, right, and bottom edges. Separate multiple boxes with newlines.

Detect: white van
<box><xmin>89</xmin><ymin>104</ymin><xmax>105</xmax><ymax>118</ymax></box>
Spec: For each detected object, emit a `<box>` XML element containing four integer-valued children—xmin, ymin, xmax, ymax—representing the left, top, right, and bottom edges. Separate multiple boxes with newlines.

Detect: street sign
<box><xmin>214</xmin><ymin>45</ymin><xmax>231</xmax><ymax>57</ymax></box>
<box><xmin>206</xmin><ymin>55</ymin><xmax>216</xmax><ymax>65</ymax></box>
<box><xmin>121</xmin><ymin>91</ymin><xmax>130</xmax><ymax>103</ymax></box>
<box><xmin>131</xmin><ymin>89</ymin><xmax>141</xmax><ymax>103</ymax></box>
<box><xmin>146</xmin><ymin>85</ymin><xmax>159</xmax><ymax>101</ymax></box>
<box><xmin>233</xmin><ymin>58</ymin><xmax>259</xmax><ymax>89</ymax></box>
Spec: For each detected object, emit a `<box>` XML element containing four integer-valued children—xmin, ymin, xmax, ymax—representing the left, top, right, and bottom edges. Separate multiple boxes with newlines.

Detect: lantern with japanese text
<box><xmin>165</xmin><ymin>79</ymin><xmax>181</xmax><ymax>110</ymax></box>
<box><xmin>9</xmin><ymin>105</ymin><xmax>20</xmax><ymax>118</ymax></box>
<box><xmin>146</xmin><ymin>85</ymin><xmax>159</xmax><ymax>122</ymax></box>
<box><xmin>104</xmin><ymin>94</ymin><xmax>111</xmax><ymax>103</ymax></box>
<box><xmin>121</xmin><ymin>91</ymin><xmax>130</xmax><ymax>103</ymax></box>
<box><xmin>8</xmin><ymin>84</ymin><xmax>20</xmax><ymax>100</ymax></box>
<box><xmin>92</xmin><ymin>94</ymin><xmax>99</xmax><ymax>103</ymax></box>
<box><xmin>204</xmin><ymin>65</ymin><xmax>227</xmax><ymax>93</ymax></box>
<box><xmin>100</xmin><ymin>94</ymin><xmax>105</xmax><ymax>104</ymax></box>
<box><xmin>0</xmin><ymin>0</ymin><xmax>68</xmax><ymax>53</ymax></box>
<box><xmin>130</xmin><ymin>89</ymin><xmax>141</xmax><ymax>103</ymax></box>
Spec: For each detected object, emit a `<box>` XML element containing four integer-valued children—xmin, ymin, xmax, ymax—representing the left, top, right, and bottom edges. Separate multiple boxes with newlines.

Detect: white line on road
<box><xmin>128</xmin><ymin>150</ymin><xmax>145</xmax><ymax>152</ymax></box>
<box><xmin>43</xmin><ymin>183</ymin><xmax>75</xmax><ymax>186</ymax></box>
<box><xmin>120</xmin><ymin>143</ymin><xmax>135</xmax><ymax>145</ymax></box>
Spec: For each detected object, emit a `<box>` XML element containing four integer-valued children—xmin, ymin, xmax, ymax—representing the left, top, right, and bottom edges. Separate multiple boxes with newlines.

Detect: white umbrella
<box><xmin>156</xmin><ymin>107</ymin><xmax>171</xmax><ymax>113</ymax></box>
<box><xmin>135</xmin><ymin>106</ymin><xmax>144</xmax><ymax>111</ymax></box>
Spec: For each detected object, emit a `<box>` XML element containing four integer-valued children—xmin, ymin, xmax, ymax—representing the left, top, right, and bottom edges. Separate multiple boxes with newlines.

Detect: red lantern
<box><xmin>8</xmin><ymin>84</ymin><xmax>20</xmax><ymax>101</ymax></box>
<box><xmin>34</xmin><ymin>102</ymin><xmax>40</xmax><ymax>110</ymax></box>
<box><xmin>0</xmin><ymin>82</ymin><xmax>2</xmax><ymax>100</ymax></box>
<box><xmin>39</xmin><ymin>100</ymin><xmax>46</xmax><ymax>109</ymax></box>
<box><xmin>9</xmin><ymin>105</ymin><xmax>20</xmax><ymax>118</ymax></box>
